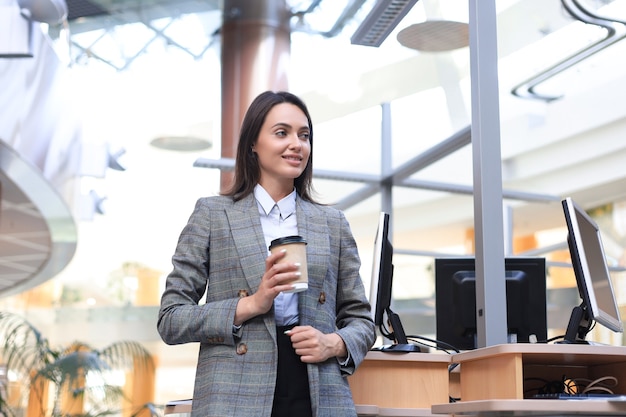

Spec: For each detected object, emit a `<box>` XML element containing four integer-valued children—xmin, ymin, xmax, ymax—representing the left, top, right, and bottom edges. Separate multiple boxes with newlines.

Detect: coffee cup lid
<box><xmin>269</xmin><ymin>235</ymin><xmax>307</xmax><ymax>250</ymax></box>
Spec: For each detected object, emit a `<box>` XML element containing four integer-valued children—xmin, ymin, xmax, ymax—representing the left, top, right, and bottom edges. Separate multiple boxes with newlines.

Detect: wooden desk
<box><xmin>432</xmin><ymin>343</ymin><xmax>626</xmax><ymax>416</ymax></box>
<box><xmin>164</xmin><ymin>399</ymin><xmax>191</xmax><ymax>416</ymax></box>
<box><xmin>165</xmin><ymin>351</ymin><xmax>452</xmax><ymax>417</ymax></box>
<box><xmin>432</xmin><ymin>399</ymin><xmax>626</xmax><ymax>416</ymax></box>
<box><xmin>348</xmin><ymin>351</ymin><xmax>451</xmax><ymax>409</ymax></box>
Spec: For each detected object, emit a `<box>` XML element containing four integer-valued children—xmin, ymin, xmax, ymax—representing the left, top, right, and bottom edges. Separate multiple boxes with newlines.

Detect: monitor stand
<box><xmin>381</xmin><ymin>310</ymin><xmax>421</xmax><ymax>352</ymax></box>
<box><xmin>557</xmin><ymin>303</ymin><xmax>592</xmax><ymax>344</ymax></box>
<box><xmin>376</xmin><ymin>343</ymin><xmax>421</xmax><ymax>353</ymax></box>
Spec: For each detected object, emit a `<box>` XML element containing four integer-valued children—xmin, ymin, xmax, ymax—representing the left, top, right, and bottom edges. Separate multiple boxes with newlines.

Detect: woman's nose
<box><xmin>289</xmin><ymin>134</ymin><xmax>302</xmax><ymax>149</ymax></box>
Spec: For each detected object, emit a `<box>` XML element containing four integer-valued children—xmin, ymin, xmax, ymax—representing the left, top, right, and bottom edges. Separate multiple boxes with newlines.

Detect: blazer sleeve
<box><xmin>332</xmin><ymin>211</ymin><xmax>376</xmax><ymax>375</ymax></box>
<box><xmin>157</xmin><ymin>198</ymin><xmax>239</xmax><ymax>347</ymax></box>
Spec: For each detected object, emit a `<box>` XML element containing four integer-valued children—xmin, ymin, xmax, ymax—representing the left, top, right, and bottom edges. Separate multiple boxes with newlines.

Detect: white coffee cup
<box><xmin>269</xmin><ymin>235</ymin><xmax>308</xmax><ymax>293</ymax></box>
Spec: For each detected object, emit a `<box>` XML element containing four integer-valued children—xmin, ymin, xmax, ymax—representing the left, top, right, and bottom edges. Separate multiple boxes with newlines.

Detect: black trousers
<box><xmin>272</xmin><ymin>325</ymin><xmax>313</xmax><ymax>417</ymax></box>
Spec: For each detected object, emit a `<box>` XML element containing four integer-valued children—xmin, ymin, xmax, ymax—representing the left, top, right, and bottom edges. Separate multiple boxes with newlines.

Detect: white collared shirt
<box><xmin>254</xmin><ymin>184</ymin><xmax>299</xmax><ymax>327</ymax></box>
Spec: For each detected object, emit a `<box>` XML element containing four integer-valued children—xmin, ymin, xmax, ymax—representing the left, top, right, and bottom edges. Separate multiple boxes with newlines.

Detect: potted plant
<box><xmin>0</xmin><ymin>311</ymin><xmax>160</xmax><ymax>417</ymax></box>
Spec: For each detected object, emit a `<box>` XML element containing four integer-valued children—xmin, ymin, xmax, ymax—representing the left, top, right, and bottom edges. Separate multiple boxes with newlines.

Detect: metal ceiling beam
<box><xmin>193</xmin><ymin>120</ymin><xmax>560</xmax><ymax>211</ymax></box>
<box><xmin>67</xmin><ymin>0</ymin><xmax>221</xmax><ymax>33</ymax></box>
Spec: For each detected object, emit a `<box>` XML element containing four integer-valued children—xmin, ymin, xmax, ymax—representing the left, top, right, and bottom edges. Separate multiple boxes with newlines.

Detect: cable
<box><xmin>524</xmin><ymin>375</ymin><xmax>619</xmax><ymax>398</ymax></box>
<box><xmin>406</xmin><ymin>333</ymin><xmax>460</xmax><ymax>354</ymax></box>
<box><xmin>546</xmin><ymin>334</ymin><xmax>567</xmax><ymax>343</ymax></box>
<box><xmin>573</xmin><ymin>376</ymin><xmax>618</xmax><ymax>394</ymax></box>
<box><xmin>379</xmin><ymin>322</ymin><xmax>393</xmax><ymax>340</ymax></box>
<box><xmin>524</xmin><ymin>377</ymin><xmax>567</xmax><ymax>397</ymax></box>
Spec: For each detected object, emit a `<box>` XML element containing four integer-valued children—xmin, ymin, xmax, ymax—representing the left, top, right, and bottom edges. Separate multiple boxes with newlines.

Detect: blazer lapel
<box><xmin>295</xmin><ymin>200</ymin><xmax>330</xmax><ymax>326</ymax></box>
<box><xmin>225</xmin><ymin>194</ymin><xmax>279</xmax><ymax>339</ymax></box>
<box><xmin>226</xmin><ymin>194</ymin><xmax>268</xmax><ymax>293</ymax></box>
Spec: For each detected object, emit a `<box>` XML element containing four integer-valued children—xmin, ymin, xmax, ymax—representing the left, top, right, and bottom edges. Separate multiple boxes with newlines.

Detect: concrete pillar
<box><xmin>220</xmin><ymin>0</ymin><xmax>292</xmax><ymax>190</ymax></box>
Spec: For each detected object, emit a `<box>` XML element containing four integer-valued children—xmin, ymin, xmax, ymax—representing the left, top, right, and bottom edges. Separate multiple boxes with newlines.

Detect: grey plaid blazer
<box><xmin>157</xmin><ymin>193</ymin><xmax>376</xmax><ymax>417</ymax></box>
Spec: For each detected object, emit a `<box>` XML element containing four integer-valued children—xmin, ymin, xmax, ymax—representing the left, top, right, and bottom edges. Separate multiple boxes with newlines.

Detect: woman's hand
<box><xmin>286</xmin><ymin>326</ymin><xmax>347</xmax><ymax>363</ymax></box>
<box><xmin>234</xmin><ymin>249</ymin><xmax>301</xmax><ymax>324</ymax></box>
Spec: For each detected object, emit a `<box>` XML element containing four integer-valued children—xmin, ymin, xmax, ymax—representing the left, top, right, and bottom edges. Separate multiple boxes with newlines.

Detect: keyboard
<box><xmin>532</xmin><ymin>393</ymin><xmax>626</xmax><ymax>400</ymax></box>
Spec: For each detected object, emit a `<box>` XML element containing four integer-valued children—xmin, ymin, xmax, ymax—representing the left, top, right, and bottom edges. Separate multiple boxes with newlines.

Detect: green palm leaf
<box><xmin>0</xmin><ymin>312</ymin><xmax>158</xmax><ymax>417</ymax></box>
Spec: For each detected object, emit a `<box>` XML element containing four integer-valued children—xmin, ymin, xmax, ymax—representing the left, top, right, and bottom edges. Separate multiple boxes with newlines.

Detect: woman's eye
<box><xmin>275</xmin><ymin>130</ymin><xmax>287</xmax><ymax>137</ymax></box>
<box><xmin>299</xmin><ymin>132</ymin><xmax>310</xmax><ymax>140</ymax></box>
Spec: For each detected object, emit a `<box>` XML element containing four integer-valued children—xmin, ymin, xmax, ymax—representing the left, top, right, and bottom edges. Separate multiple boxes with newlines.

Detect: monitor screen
<box><xmin>369</xmin><ymin>212</ymin><xmax>420</xmax><ymax>352</ymax></box>
<box><xmin>561</xmin><ymin>197</ymin><xmax>623</xmax><ymax>342</ymax></box>
<box><xmin>369</xmin><ymin>212</ymin><xmax>392</xmax><ymax>327</ymax></box>
<box><xmin>435</xmin><ymin>257</ymin><xmax>547</xmax><ymax>351</ymax></box>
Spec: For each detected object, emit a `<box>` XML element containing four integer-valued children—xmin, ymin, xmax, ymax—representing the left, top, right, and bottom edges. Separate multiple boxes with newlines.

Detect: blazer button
<box><xmin>238</xmin><ymin>289</ymin><xmax>249</xmax><ymax>298</ymax></box>
<box><xmin>318</xmin><ymin>292</ymin><xmax>326</xmax><ymax>304</ymax></box>
<box><xmin>236</xmin><ymin>343</ymin><xmax>248</xmax><ymax>355</ymax></box>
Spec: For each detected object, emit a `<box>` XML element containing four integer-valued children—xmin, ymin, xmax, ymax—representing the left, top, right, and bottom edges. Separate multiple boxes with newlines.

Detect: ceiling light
<box><xmin>397</xmin><ymin>20</ymin><xmax>469</xmax><ymax>52</ymax></box>
<box><xmin>80</xmin><ymin>142</ymin><xmax>127</xmax><ymax>177</ymax></box>
<box><xmin>79</xmin><ymin>189</ymin><xmax>107</xmax><ymax>220</ymax></box>
<box><xmin>351</xmin><ymin>0</ymin><xmax>419</xmax><ymax>47</ymax></box>
<box><xmin>150</xmin><ymin>136</ymin><xmax>212</xmax><ymax>152</ymax></box>
<box><xmin>108</xmin><ymin>147</ymin><xmax>126</xmax><ymax>171</ymax></box>
<box><xmin>18</xmin><ymin>0</ymin><xmax>68</xmax><ymax>24</ymax></box>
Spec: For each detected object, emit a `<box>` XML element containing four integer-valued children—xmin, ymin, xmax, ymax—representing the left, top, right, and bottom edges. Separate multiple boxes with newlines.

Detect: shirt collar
<box><xmin>254</xmin><ymin>184</ymin><xmax>297</xmax><ymax>217</ymax></box>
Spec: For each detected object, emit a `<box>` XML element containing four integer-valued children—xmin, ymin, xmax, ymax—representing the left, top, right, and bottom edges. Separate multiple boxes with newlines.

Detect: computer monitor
<box><xmin>435</xmin><ymin>257</ymin><xmax>548</xmax><ymax>351</ymax></box>
<box><xmin>369</xmin><ymin>212</ymin><xmax>420</xmax><ymax>352</ymax></box>
<box><xmin>561</xmin><ymin>197</ymin><xmax>623</xmax><ymax>343</ymax></box>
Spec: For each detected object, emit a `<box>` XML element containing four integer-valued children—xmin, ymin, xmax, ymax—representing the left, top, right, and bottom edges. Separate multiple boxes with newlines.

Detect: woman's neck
<box><xmin>258</xmin><ymin>180</ymin><xmax>294</xmax><ymax>202</ymax></box>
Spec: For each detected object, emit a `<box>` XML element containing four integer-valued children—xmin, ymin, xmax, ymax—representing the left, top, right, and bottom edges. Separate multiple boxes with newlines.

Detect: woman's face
<box><xmin>253</xmin><ymin>102</ymin><xmax>311</xmax><ymax>191</ymax></box>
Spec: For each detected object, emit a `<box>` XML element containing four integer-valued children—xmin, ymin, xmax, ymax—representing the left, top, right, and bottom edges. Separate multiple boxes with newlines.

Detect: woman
<box><xmin>157</xmin><ymin>91</ymin><xmax>376</xmax><ymax>417</ymax></box>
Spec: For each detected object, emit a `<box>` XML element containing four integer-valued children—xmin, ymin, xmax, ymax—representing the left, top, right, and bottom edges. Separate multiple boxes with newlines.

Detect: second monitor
<box><xmin>435</xmin><ymin>257</ymin><xmax>547</xmax><ymax>351</ymax></box>
<box><xmin>370</xmin><ymin>212</ymin><xmax>420</xmax><ymax>352</ymax></box>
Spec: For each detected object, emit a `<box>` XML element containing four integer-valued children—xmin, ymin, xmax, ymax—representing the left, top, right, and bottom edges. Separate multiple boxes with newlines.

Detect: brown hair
<box><xmin>222</xmin><ymin>91</ymin><xmax>318</xmax><ymax>203</ymax></box>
